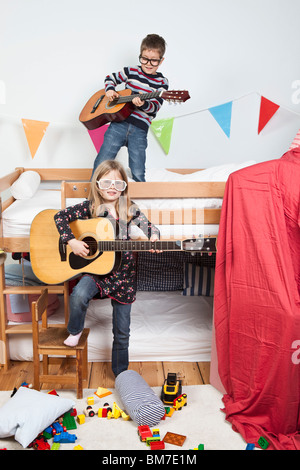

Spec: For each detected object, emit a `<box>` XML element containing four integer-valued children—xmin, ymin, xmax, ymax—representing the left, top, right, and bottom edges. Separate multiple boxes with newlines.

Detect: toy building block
<box><xmin>246</xmin><ymin>443</ymin><xmax>255</xmax><ymax>450</ymax></box>
<box><xmin>94</xmin><ymin>387</ymin><xmax>112</xmax><ymax>398</ymax></box>
<box><xmin>146</xmin><ymin>436</ymin><xmax>160</xmax><ymax>446</ymax></box>
<box><xmin>53</xmin><ymin>431</ymin><xmax>77</xmax><ymax>444</ymax></box>
<box><xmin>87</xmin><ymin>396</ymin><xmax>94</xmax><ymax>406</ymax></box>
<box><xmin>51</xmin><ymin>443</ymin><xmax>60</xmax><ymax>450</ymax></box>
<box><xmin>165</xmin><ymin>407</ymin><xmax>175</xmax><ymax>417</ymax></box>
<box><xmin>77</xmin><ymin>414</ymin><xmax>85</xmax><ymax>425</ymax></box>
<box><xmin>74</xmin><ymin>445</ymin><xmax>84</xmax><ymax>450</ymax></box>
<box><xmin>98</xmin><ymin>407</ymin><xmax>108</xmax><ymax>418</ymax></box>
<box><xmin>258</xmin><ymin>436</ymin><xmax>269</xmax><ymax>449</ymax></box>
<box><xmin>198</xmin><ymin>443</ymin><xmax>204</xmax><ymax>450</ymax></box>
<box><xmin>163</xmin><ymin>432</ymin><xmax>186</xmax><ymax>447</ymax></box>
<box><xmin>63</xmin><ymin>411</ymin><xmax>77</xmax><ymax>430</ymax></box>
<box><xmin>150</xmin><ymin>440</ymin><xmax>165</xmax><ymax>450</ymax></box>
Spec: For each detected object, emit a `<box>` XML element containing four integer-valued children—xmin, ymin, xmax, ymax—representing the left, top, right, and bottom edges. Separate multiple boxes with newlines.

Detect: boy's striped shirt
<box><xmin>104</xmin><ymin>65</ymin><xmax>169</xmax><ymax>131</ymax></box>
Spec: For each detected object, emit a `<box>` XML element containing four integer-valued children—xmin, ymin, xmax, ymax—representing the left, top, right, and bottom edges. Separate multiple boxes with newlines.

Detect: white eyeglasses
<box><xmin>97</xmin><ymin>179</ymin><xmax>127</xmax><ymax>191</ymax></box>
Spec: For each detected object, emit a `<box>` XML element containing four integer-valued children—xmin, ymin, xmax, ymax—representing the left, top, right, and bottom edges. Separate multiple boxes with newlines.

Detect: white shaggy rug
<box><xmin>0</xmin><ymin>385</ymin><xmax>248</xmax><ymax>451</ymax></box>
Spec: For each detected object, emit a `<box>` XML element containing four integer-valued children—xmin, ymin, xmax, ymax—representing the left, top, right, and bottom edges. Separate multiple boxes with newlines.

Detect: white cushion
<box><xmin>0</xmin><ymin>386</ymin><xmax>75</xmax><ymax>448</ymax></box>
<box><xmin>10</xmin><ymin>171</ymin><xmax>41</xmax><ymax>199</ymax></box>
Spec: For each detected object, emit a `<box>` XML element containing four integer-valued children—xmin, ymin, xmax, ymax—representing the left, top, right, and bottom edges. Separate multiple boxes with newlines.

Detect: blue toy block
<box><xmin>53</xmin><ymin>432</ymin><xmax>77</xmax><ymax>443</ymax></box>
<box><xmin>246</xmin><ymin>443</ymin><xmax>255</xmax><ymax>450</ymax></box>
<box><xmin>52</xmin><ymin>422</ymin><xmax>64</xmax><ymax>433</ymax></box>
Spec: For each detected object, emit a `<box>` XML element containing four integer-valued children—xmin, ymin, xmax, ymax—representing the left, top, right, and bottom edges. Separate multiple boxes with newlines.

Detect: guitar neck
<box><xmin>115</xmin><ymin>90</ymin><xmax>162</xmax><ymax>104</ymax></box>
<box><xmin>98</xmin><ymin>239</ymin><xmax>181</xmax><ymax>252</ymax></box>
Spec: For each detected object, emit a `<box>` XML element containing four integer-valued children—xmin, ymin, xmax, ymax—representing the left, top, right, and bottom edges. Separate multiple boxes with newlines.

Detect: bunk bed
<box><xmin>0</xmin><ymin>163</ymin><xmax>253</xmax><ymax>369</ymax></box>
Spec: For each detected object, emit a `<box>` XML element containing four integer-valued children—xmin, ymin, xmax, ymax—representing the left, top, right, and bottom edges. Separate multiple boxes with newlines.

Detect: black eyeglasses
<box><xmin>139</xmin><ymin>55</ymin><xmax>162</xmax><ymax>67</ymax></box>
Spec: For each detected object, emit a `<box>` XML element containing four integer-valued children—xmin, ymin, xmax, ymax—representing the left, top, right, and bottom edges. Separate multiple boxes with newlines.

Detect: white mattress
<box><xmin>2</xmin><ymin>189</ymin><xmax>220</xmax><ymax>238</ymax></box>
<box><xmin>8</xmin><ymin>291</ymin><xmax>213</xmax><ymax>363</ymax></box>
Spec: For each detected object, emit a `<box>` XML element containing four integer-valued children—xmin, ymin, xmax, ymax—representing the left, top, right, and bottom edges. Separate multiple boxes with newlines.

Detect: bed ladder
<box><xmin>0</xmin><ymin>262</ymin><xmax>70</xmax><ymax>371</ymax></box>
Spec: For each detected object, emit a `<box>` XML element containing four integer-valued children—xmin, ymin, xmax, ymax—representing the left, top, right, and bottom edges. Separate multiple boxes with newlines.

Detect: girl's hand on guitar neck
<box><xmin>68</xmin><ymin>238</ymin><xmax>90</xmax><ymax>257</ymax></box>
<box><xmin>149</xmin><ymin>235</ymin><xmax>162</xmax><ymax>254</ymax></box>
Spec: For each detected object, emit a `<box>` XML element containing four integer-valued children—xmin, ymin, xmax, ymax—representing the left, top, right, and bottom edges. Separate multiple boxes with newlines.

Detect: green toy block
<box><xmin>63</xmin><ymin>411</ymin><xmax>77</xmax><ymax>430</ymax></box>
<box><xmin>51</xmin><ymin>442</ymin><xmax>60</xmax><ymax>450</ymax></box>
<box><xmin>258</xmin><ymin>436</ymin><xmax>269</xmax><ymax>449</ymax></box>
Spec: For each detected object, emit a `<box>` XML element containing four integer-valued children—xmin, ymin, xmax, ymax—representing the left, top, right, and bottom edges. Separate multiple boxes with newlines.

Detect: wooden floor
<box><xmin>0</xmin><ymin>360</ymin><xmax>210</xmax><ymax>392</ymax></box>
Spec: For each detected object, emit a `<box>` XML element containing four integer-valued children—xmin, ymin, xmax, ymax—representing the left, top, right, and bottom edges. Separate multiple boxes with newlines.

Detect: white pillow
<box><xmin>10</xmin><ymin>170</ymin><xmax>41</xmax><ymax>199</ymax></box>
<box><xmin>0</xmin><ymin>386</ymin><xmax>75</xmax><ymax>448</ymax></box>
<box><xmin>182</xmin><ymin>161</ymin><xmax>256</xmax><ymax>181</ymax></box>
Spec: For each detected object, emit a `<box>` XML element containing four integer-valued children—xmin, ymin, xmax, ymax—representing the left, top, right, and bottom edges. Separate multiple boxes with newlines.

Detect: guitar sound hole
<box><xmin>82</xmin><ymin>236</ymin><xmax>97</xmax><ymax>256</ymax></box>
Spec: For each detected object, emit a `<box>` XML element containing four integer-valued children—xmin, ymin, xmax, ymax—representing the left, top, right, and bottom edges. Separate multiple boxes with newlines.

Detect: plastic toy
<box><xmin>51</xmin><ymin>443</ymin><xmax>60</xmax><ymax>450</ymax></box>
<box><xmin>246</xmin><ymin>443</ymin><xmax>255</xmax><ymax>450</ymax></box>
<box><xmin>77</xmin><ymin>414</ymin><xmax>85</xmax><ymax>424</ymax></box>
<box><xmin>87</xmin><ymin>396</ymin><xmax>94</xmax><ymax>406</ymax></box>
<box><xmin>173</xmin><ymin>393</ymin><xmax>187</xmax><ymax>410</ymax></box>
<box><xmin>94</xmin><ymin>386</ymin><xmax>112</xmax><ymax>398</ymax></box>
<box><xmin>258</xmin><ymin>436</ymin><xmax>269</xmax><ymax>449</ymax></box>
<box><xmin>74</xmin><ymin>445</ymin><xmax>84</xmax><ymax>450</ymax></box>
<box><xmin>84</xmin><ymin>405</ymin><xmax>95</xmax><ymax>417</ymax></box>
<box><xmin>163</xmin><ymin>431</ymin><xmax>186</xmax><ymax>447</ymax></box>
<box><xmin>53</xmin><ymin>431</ymin><xmax>77</xmax><ymax>443</ymax></box>
<box><xmin>98</xmin><ymin>407</ymin><xmax>108</xmax><ymax>418</ymax></box>
<box><xmin>150</xmin><ymin>440</ymin><xmax>165</xmax><ymax>450</ymax></box>
<box><xmin>161</xmin><ymin>373</ymin><xmax>182</xmax><ymax>405</ymax></box>
<box><xmin>138</xmin><ymin>425</ymin><xmax>152</xmax><ymax>442</ymax></box>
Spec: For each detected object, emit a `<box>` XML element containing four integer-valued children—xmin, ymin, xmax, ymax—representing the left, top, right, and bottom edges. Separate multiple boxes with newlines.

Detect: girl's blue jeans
<box><xmin>68</xmin><ymin>275</ymin><xmax>131</xmax><ymax>377</ymax></box>
<box><xmin>92</xmin><ymin>121</ymin><xmax>147</xmax><ymax>182</ymax></box>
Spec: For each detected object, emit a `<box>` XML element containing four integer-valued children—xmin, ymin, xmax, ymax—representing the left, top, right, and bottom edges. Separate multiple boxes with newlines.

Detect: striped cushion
<box><xmin>183</xmin><ymin>263</ymin><xmax>215</xmax><ymax>296</ymax></box>
<box><xmin>289</xmin><ymin>129</ymin><xmax>300</xmax><ymax>150</ymax></box>
<box><xmin>115</xmin><ymin>370</ymin><xmax>165</xmax><ymax>426</ymax></box>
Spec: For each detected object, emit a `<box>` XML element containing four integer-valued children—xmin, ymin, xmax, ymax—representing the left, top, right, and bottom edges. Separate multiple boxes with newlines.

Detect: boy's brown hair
<box><xmin>140</xmin><ymin>34</ymin><xmax>166</xmax><ymax>58</ymax></box>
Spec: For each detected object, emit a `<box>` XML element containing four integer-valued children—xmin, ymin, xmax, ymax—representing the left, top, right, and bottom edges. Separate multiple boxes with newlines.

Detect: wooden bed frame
<box><xmin>0</xmin><ymin>167</ymin><xmax>225</xmax><ymax>370</ymax></box>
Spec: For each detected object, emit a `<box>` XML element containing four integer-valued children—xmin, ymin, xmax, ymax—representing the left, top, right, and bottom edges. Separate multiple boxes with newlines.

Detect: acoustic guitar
<box><xmin>79</xmin><ymin>88</ymin><xmax>190</xmax><ymax>130</ymax></box>
<box><xmin>30</xmin><ymin>209</ymin><xmax>216</xmax><ymax>285</ymax></box>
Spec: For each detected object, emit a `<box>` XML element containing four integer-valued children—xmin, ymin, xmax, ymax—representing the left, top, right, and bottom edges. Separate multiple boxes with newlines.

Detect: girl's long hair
<box><xmin>88</xmin><ymin>160</ymin><xmax>133</xmax><ymax>221</ymax></box>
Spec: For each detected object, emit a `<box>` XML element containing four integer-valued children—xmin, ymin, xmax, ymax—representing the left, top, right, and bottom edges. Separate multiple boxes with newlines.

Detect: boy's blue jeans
<box><xmin>68</xmin><ymin>275</ymin><xmax>131</xmax><ymax>377</ymax></box>
<box><xmin>92</xmin><ymin>121</ymin><xmax>147</xmax><ymax>182</ymax></box>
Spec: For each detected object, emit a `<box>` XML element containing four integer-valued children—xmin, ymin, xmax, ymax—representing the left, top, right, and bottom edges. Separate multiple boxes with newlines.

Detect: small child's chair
<box><xmin>31</xmin><ymin>288</ymin><xmax>89</xmax><ymax>399</ymax></box>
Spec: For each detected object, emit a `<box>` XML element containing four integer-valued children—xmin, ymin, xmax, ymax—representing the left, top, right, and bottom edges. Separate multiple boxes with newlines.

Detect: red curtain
<box><xmin>214</xmin><ymin>149</ymin><xmax>300</xmax><ymax>450</ymax></box>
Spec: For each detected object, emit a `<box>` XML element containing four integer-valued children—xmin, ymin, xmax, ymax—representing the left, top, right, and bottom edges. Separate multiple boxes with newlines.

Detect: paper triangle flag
<box><xmin>88</xmin><ymin>124</ymin><xmax>109</xmax><ymax>153</ymax></box>
<box><xmin>258</xmin><ymin>96</ymin><xmax>280</xmax><ymax>134</ymax></box>
<box><xmin>22</xmin><ymin>119</ymin><xmax>49</xmax><ymax>158</ymax></box>
<box><xmin>208</xmin><ymin>101</ymin><xmax>232</xmax><ymax>138</ymax></box>
<box><xmin>150</xmin><ymin>117</ymin><xmax>174</xmax><ymax>154</ymax></box>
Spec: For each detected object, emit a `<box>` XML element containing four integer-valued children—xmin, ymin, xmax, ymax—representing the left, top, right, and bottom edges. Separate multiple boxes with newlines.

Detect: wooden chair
<box><xmin>31</xmin><ymin>288</ymin><xmax>89</xmax><ymax>399</ymax></box>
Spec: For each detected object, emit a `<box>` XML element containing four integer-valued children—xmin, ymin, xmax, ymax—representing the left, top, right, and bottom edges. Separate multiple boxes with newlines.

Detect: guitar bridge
<box><xmin>91</xmin><ymin>94</ymin><xmax>105</xmax><ymax>113</ymax></box>
<box><xmin>59</xmin><ymin>239</ymin><xmax>67</xmax><ymax>262</ymax></box>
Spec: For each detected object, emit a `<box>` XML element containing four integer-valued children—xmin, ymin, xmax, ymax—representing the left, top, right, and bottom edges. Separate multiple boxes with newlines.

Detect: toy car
<box><xmin>173</xmin><ymin>393</ymin><xmax>187</xmax><ymax>410</ymax></box>
<box><xmin>138</xmin><ymin>425</ymin><xmax>152</xmax><ymax>442</ymax></box>
<box><xmin>161</xmin><ymin>372</ymin><xmax>182</xmax><ymax>405</ymax></box>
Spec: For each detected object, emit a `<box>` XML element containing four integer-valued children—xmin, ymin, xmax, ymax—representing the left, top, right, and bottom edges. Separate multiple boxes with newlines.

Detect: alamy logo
<box><xmin>291</xmin><ymin>80</ymin><xmax>300</xmax><ymax>105</ymax></box>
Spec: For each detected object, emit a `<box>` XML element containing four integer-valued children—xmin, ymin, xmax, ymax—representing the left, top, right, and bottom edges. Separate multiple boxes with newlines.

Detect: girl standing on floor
<box><xmin>54</xmin><ymin>160</ymin><xmax>160</xmax><ymax>377</ymax></box>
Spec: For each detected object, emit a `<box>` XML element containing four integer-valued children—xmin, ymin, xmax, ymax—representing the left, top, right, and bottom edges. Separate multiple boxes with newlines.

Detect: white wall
<box><xmin>1</xmin><ymin>0</ymin><xmax>300</xmax><ymax>176</ymax></box>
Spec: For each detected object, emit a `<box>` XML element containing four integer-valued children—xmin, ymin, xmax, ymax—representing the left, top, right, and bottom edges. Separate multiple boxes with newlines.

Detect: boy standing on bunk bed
<box><xmin>92</xmin><ymin>33</ymin><xmax>169</xmax><ymax>182</ymax></box>
<box><xmin>54</xmin><ymin>160</ymin><xmax>161</xmax><ymax>377</ymax></box>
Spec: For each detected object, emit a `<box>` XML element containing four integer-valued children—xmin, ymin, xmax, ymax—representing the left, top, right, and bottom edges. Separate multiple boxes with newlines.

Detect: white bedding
<box><xmin>2</xmin><ymin>161</ymin><xmax>256</xmax><ymax>239</ymax></box>
<box><xmin>2</xmin><ymin>189</ymin><xmax>220</xmax><ymax>238</ymax></box>
<box><xmin>8</xmin><ymin>291</ymin><xmax>213</xmax><ymax>363</ymax></box>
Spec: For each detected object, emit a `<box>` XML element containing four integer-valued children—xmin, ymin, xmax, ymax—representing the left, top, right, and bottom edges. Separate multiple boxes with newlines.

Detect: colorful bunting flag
<box><xmin>21</xmin><ymin>118</ymin><xmax>49</xmax><ymax>158</ymax></box>
<box><xmin>88</xmin><ymin>124</ymin><xmax>109</xmax><ymax>153</ymax></box>
<box><xmin>150</xmin><ymin>117</ymin><xmax>174</xmax><ymax>154</ymax></box>
<box><xmin>208</xmin><ymin>101</ymin><xmax>232</xmax><ymax>138</ymax></box>
<box><xmin>258</xmin><ymin>96</ymin><xmax>280</xmax><ymax>134</ymax></box>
